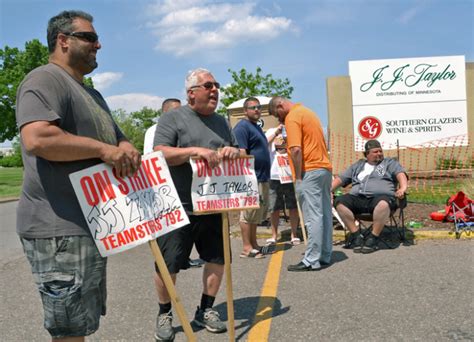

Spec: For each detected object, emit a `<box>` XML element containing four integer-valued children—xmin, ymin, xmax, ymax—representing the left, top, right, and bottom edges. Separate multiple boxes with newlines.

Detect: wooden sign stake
<box><xmin>222</xmin><ymin>212</ymin><xmax>235</xmax><ymax>341</ymax></box>
<box><xmin>149</xmin><ymin>240</ymin><xmax>196</xmax><ymax>342</ymax></box>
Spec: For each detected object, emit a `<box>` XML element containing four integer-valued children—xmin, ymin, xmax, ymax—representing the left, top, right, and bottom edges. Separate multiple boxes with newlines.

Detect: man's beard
<box><xmin>70</xmin><ymin>48</ymin><xmax>98</xmax><ymax>74</ymax></box>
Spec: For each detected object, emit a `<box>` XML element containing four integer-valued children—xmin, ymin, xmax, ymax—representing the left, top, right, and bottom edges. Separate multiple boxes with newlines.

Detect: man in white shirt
<box><xmin>143</xmin><ymin>98</ymin><xmax>181</xmax><ymax>155</ymax></box>
<box><xmin>265</xmin><ymin>125</ymin><xmax>300</xmax><ymax>245</ymax></box>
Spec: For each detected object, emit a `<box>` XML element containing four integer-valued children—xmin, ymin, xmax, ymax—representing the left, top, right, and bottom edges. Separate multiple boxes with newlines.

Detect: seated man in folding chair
<box><xmin>331</xmin><ymin>139</ymin><xmax>408</xmax><ymax>254</ymax></box>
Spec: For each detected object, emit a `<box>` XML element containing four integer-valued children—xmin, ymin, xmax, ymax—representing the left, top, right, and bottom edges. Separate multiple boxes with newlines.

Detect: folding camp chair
<box><xmin>448</xmin><ymin>192</ymin><xmax>474</xmax><ymax>239</ymax></box>
<box><xmin>343</xmin><ymin>196</ymin><xmax>407</xmax><ymax>249</ymax></box>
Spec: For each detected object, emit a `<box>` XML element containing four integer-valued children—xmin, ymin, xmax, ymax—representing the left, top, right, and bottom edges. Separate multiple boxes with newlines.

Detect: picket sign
<box><xmin>274</xmin><ymin>152</ymin><xmax>307</xmax><ymax>244</ymax></box>
<box><xmin>69</xmin><ymin>151</ymin><xmax>189</xmax><ymax>256</ymax></box>
<box><xmin>190</xmin><ymin>155</ymin><xmax>260</xmax><ymax>341</ymax></box>
<box><xmin>275</xmin><ymin>152</ymin><xmax>293</xmax><ymax>184</ymax></box>
<box><xmin>190</xmin><ymin>155</ymin><xmax>259</xmax><ymax>214</ymax></box>
<box><xmin>69</xmin><ymin>151</ymin><xmax>195</xmax><ymax>340</ymax></box>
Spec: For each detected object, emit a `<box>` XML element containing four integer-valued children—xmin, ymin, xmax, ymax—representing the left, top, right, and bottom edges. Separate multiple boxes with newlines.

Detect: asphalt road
<box><xmin>1</xmin><ymin>201</ymin><xmax>473</xmax><ymax>341</ymax></box>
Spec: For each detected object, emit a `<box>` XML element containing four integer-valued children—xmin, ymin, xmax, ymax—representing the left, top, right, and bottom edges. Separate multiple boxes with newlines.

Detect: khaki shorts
<box><xmin>240</xmin><ymin>181</ymin><xmax>270</xmax><ymax>224</ymax></box>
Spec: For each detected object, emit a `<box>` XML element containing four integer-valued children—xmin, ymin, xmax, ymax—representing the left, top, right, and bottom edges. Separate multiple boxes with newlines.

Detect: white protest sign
<box><xmin>276</xmin><ymin>152</ymin><xmax>293</xmax><ymax>184</ymax></box>
<box><xmin>349</xmin><ymin>55</ymin><xmax>468</xmax><ymax>150</ymax></box>
<box><xmin>190</xmin><ymin>156</ymin><xmax>259</xmax><ymax>214</ymax></box>
<box><xmin>69</xmin><ymin>151</ymin><xmax>189</xmax><ymax>257</ymax></box>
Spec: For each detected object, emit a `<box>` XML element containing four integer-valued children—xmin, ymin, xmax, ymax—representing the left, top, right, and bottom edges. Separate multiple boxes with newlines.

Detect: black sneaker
<box><xmin>352</xmin><ymin>231</ymin><xmax>365</xmax><ymax>253</ymax></box>
<box><xmin>361</xmin><ymin>234</ymin><xmax>379</xmax><ymax>254</ymax></box>
<box><xmin>155</xmin><ymin>311</ymin><xmax>175</xmax><ymax>341</ymax></box>
<box><xmin>188</xmin><ymin>258</ymin><xmax>204</xmax><ymax>268</ymax></box>
<box><xmin>193</xmin><ymin>306</ymin><xmax>227</xmax><ymax>333</ymax></box>
<box><xmin>287</xmin><ymin>261</ymin><xmax>322</xmax><ymax>272</ymax></box>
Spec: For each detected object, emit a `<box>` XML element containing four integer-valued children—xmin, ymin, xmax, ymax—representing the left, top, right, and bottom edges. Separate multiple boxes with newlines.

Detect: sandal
<box><xmin>291</xmin><ymin>237</ymin><xmax>301</xmax><ymax>246</ymax></box>
<box><xmin>265</xmin><ymin>238</ymin><xmax>276</xmax><ymax>245</ymax></box>
<box><xmin>239</xmin><ymin>249</ymin><xmax>265</xmax><ymax>259</ymax></box>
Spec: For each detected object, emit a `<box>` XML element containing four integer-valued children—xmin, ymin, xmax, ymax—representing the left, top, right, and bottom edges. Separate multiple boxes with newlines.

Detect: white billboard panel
<box><xmin>349</xmin><ymin>55</ymin><xmax>468</xmax><ymax>150</ymax></box>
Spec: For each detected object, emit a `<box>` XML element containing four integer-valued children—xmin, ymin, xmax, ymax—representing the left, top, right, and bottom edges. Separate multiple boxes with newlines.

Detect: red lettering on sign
<box><xmin>116</xmin><ymin>232</ymin><xmax>126</xmax><ymax>247</ymax></box>
<box><xmin>150</xmin><ymin>157</ymin><xmax>166</xmax><ymax>184</ymax></box>
<box><xmin>123</xmin><ymin>227</ymin><xmax>138</xmax><ymax>243</ymax></box>
<box><xmin>112</xmin><ymin>168</ymin><xmax>130</xmax><ymax>195</ymax></box>
<box><xmin>196</xmin><ymin>159</ymin><xmax>213</xmax><ymax>177</ymax></box>
<box><xmin>101</xmin><ymin>237</ymin><xmax>110</xmax><ymax>250</ymax></box>
<box><xmin>142</xmin><ymin>159</ymin><xmax>157</xmax><ymax>186</ymax></box>
<box><xmin>136</xmin><ymin>225</ymin><xmax>146</xmax><ymax>239</ymax></box>
<box><xmin>227</xmin><ymin>159</ymin><xmax>236</xmax><ymax>175</ymax></box>
<box><xmin>131</xmin><ymin>172</ymin><xmax>145</xmax><ymax>190</ymax></box>
<box><xmin>80</xmin><ymin>176</ymin><xmax>99</xmax><ymax>206</ymax></box>
<box><xmin>93</xmin><ymin>170</ymin><xmax>117</xmax><ymax>203</ymax></box>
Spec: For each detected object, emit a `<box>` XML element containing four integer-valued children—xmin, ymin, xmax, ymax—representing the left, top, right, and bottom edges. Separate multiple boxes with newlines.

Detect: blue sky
<box><xmin>1</xmin><ymin>0</ymin><xmax>473</xmax><ymax>147</ymax></box>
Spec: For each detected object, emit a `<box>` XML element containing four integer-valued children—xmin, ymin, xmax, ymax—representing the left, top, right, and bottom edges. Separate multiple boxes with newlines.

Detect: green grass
<box><xmin>408</xmin><ymin>179</ymin><xmax>472</xmax><ymax>205</ymax></box>
<box><xmin>0</xmin><ymin>167</ymin><xmax>23</xmax><ymax>199</ymax></box>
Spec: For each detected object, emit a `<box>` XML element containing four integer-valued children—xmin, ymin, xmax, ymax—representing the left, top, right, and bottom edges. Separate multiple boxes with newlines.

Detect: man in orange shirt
<box><xmin>269</xmin><ymin>96</ymin><xmax>333</xmax><ymax>271</ymax></box>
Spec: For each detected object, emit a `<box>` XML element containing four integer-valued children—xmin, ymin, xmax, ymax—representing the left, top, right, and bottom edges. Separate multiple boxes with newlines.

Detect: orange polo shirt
<box><xmin>285</xmin><ymin>103</ymin><xmax>332</xmax><ymax>174</ymax></box>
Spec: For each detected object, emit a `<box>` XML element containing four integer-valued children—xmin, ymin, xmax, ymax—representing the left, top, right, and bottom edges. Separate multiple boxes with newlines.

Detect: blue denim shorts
<box><xmin>20</xmin><ymin>236</ymin><xmax>107</xmax><ymax>338</ymax></box>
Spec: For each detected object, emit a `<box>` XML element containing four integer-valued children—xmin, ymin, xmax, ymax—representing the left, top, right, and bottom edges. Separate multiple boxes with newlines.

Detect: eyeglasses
<box><xmin>191</xmin><ymin>81</ymin><xmax>220</xmax><ymax>90</ymax></box>
<box><xmin>64</xmin><ymin>31</ymin><xmax>99</xmax><ymax>43</ymax></box>
<box><xmin>246</xmin><ymin>105</ymin><xmax>261</xmax><ymax>111</ymax></box>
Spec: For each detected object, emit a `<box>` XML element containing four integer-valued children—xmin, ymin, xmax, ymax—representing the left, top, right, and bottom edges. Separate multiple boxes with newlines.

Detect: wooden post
<box><xmin>296</xmin><ymin>199</ymin><xmax>308</xmax><ymax>245</ymax></box>
<box><xmin>148</xmin><ymin>240</ymin><xmax>196</xmax><ymax>342</ymax></box>
<box><xmin>222</xmin><ymin>213</ymin><xmax>235</xmax><ymax>341</ymax></box>
<box><xmin>293</xmin><ymin>182</ymin><xmax>308</xmax><ymax>245</ymax></box>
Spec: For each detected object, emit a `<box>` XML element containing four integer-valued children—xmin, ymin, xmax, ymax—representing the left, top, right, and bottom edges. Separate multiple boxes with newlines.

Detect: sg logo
<box><xmin>358</xmin><ymin>116</ymin><xmax>382</xmax><ymax>139</ymax></box>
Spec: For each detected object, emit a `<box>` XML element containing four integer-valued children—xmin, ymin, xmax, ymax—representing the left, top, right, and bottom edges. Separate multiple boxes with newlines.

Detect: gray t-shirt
<box><xmin>16</xmin><ymin>63</ymin><xmax>125</xmax><ymax>238</ymax></box>
<box><xmin>338</xmin><ymin>157</ymin><xmax>406</xmax><ymax>197</ymax></box>
<box><xmin>153</xmin><ymin>105</ymin><xmax>238</xmax><ymax>212</ymax></box>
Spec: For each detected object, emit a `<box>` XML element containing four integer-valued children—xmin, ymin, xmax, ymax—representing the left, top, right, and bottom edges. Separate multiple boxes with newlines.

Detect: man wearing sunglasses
<box><xmin>152</xmin><ymin>68</ymin><xmax>240</xmax><ymax>340</ymax></box>
<box><xmin>233</xmin><ymin>97</ymin><xmax>271</xmax><ymax>259</ymax></box>
<box><xmin>15</xmin><ymin>10</ymin><xmax>141</xmax><ymax>341</ymax></box>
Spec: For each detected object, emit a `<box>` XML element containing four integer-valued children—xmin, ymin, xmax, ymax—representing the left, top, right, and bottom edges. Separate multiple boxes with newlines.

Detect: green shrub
<box><xmin>436</xmin><ymin>158</ymin><xmax>470</xmax><ymax>170</ymax></box>
<box><xmin>0</xmin><ymin>153</ymin><xmax>23</xmax><ymax>167</ymax></box>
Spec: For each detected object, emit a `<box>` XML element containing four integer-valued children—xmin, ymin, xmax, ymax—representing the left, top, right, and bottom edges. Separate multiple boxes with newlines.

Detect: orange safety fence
<box><xmin>329</xmin><ymin>132</ymin><xmax>473</xmax><ymax>199</ymax></box>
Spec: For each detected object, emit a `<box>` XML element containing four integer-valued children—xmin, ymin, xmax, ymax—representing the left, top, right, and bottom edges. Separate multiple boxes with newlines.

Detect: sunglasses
<box><xmin>246</xmin><ymin>105</ymin><xmax>262</xmax><ymax>111</ymax></box>
<box><xmin>191</xmin><ymin>81</ymin><xmax>220</xmax><ymax>90</ymax></box>
<box><xmin>64</xmin><ymin>31</ymin><xmax>99</xmax><ymax>43</ymax></box>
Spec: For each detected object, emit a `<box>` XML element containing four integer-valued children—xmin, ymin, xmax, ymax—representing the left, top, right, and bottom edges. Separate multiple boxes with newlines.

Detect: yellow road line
<box><xmin>247</xmin><ymin>244</ymin><xmax>285</xmax><ymax>341</ymax></box>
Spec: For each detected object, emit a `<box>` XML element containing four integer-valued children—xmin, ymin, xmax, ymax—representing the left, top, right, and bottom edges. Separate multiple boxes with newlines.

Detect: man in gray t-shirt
<box><xmin>151</xmin><ymin>68</ymin><xmax>240</xmax><ymax>340</ymax></box>
<box><xmin>15</xmin><ymin>10</ymin><xmax>141</xmax><ymax>340</ymax></box>
<box><xmin>331</xmin><ymin>139</ymin><xmax>408</xmax><ymax>253</ymax></box>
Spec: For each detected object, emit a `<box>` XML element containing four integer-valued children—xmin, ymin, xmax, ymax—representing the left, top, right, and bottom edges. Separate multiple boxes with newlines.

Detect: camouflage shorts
<box><xmin>20</xmin><ymin>236</ymin><xmax>107</xmax><ymax>338</ymax></box>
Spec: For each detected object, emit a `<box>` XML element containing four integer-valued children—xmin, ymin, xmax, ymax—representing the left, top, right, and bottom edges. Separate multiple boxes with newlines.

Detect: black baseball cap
<box><xmin>364</xmin><ymin>139</ymin><xmax>382</xmax><ymax>152</ymax></box>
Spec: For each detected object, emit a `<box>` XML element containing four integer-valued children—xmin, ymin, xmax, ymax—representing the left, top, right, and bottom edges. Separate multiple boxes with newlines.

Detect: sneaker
<box><xmin>155</xmin><ymin>311</ymin><xmax>175</xmax><ymax>341</ymax></box>
<box><xmin>352</xmin><ymin>231</ymin><xmax>365</xmax><ymax>253</ymax></box>
<box><xmin>193</xmin><ymin>306</ymin><xmax>227</xmax><ymax>333</ymax></box>
<box><xmin>361</xmin><ymin>234</ymin><xmax>379</xmax><ymax>254</ymax></box>
<box><xmin>188</xmin><ymin>258</ymin><xmax>204</xmax><ymax>268</ymax></box>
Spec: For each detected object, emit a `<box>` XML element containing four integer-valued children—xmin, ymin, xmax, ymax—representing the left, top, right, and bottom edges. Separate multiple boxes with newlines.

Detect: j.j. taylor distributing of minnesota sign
<box><xmin>349</xmin><ymin>55</ymin><xmax>468</xmax><ymax>150</ymax></box>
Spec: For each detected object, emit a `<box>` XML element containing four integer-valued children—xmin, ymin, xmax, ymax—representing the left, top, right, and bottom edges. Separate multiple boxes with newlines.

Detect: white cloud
<box><xmin>147</xmin><ymin>0</ymin><xmax>202</xmax><ymax>16</ymax></box>
<box><xmin>106</xmin><ymin>93</ymin><xmax>164</xmax><ymax>113</ymax></box>
<box><xmin>91</xmin><ymin>72</ymin><xmax>123</xmax><ymax>91</ymax></box>
<box><xmin>156</xmin><ymin>3</ymin><xmax>254</xmax><ymax>28</ymax></box>
<box><xmin>146</xmin><ymin>1</ymin><xmax>293</xmax><ymax>56</ymax></box>
<box><xmin>398</xmin><ymin>4</ymin><xmax>424</xmax><ymax>24</ymax></box>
